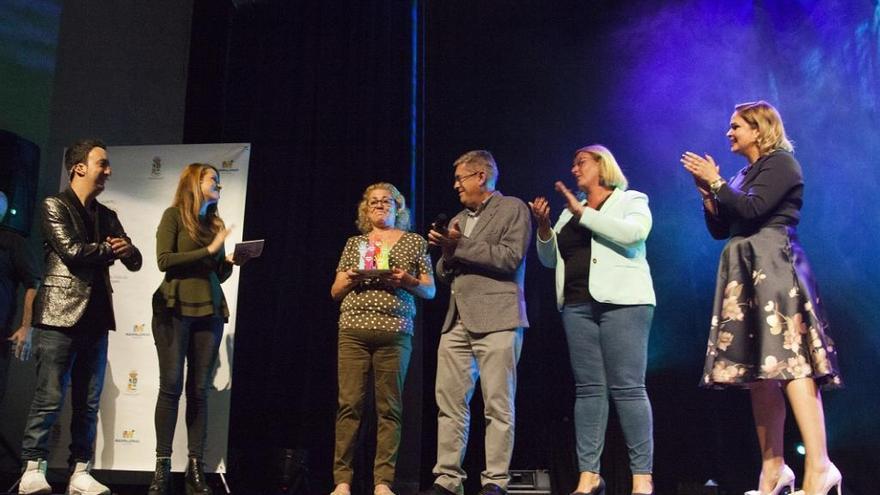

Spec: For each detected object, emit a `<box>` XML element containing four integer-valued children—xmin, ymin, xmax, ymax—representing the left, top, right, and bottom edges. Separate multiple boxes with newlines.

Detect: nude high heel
<box><xmin>744</xmin><ymin>464</ymin><xmax>795</xmax><ymax>495</ymax></box>
<box><xmin>571</xmin><ymin>476</ymin><xmax>605</xmax><ymax>495</ymax></box>
<box><xmin>792</xmin><ymin>463</ymin><xmax>842</xmax><ymax>495</ymax></box>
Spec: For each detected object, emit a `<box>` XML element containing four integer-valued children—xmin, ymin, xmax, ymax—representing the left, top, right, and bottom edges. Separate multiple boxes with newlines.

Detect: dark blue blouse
<box><xmin>705</xmin><ymin>150</ymin><xmax>803</xmax><ymax>239</ymax></box>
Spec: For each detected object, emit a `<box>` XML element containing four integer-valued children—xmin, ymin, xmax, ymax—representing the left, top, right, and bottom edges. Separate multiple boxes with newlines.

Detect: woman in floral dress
<box><xmin>682</xmin><ymin>101</ymin><xmax>842</xmax><ymax>495</ymax></box>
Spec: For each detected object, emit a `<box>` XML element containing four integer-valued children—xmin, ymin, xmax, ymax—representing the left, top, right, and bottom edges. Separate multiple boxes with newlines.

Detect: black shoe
<box><xmin>419</xmin><ymin>484</ymin><xmax>457</xmax><ymax>495</ymax></box>
<box><xmin>476</xmin><ymin>483</ymin><xmax>507</xmax><ymax>495</ymax></box>
<box><xmin>184</xmin><ymin>457</ymin><xmax>213</xmax><ymax>495</ymax></box>
<box><xmin>147</xmin><ymin>458</ymin><xmax>172</xmax><ymax>495</ymax></box>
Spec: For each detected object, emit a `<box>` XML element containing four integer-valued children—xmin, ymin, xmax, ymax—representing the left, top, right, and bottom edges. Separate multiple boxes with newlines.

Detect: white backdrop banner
<box><xmin>47</xmin><ymin>143</ymin><xmax>251</xmax><ymax>473</ymax></box>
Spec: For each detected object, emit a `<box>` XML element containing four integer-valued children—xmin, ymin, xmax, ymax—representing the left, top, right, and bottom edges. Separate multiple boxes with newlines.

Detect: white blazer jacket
<box><xmin>536</xmin><ymin>188</ymin><xmax>656</xmax><ymax>310</ymax></box>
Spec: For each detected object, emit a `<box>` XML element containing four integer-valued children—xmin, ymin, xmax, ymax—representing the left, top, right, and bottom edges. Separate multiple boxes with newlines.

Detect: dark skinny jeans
<box><xmin>152</xmin><ymin>312</ymin><xmax>224</xmax><ymax>459</ymax></box>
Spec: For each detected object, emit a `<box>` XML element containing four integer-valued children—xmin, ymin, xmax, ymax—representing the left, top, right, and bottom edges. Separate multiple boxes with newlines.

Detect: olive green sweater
<box><xmin>153</xmin><ymin>207</ymin><xmax>232</xmax><ymax>319</ymax></box>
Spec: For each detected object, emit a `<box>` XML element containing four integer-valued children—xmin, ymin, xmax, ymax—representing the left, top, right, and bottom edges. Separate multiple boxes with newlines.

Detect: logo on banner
<box><xmin>125</xmin><ymin>370</ymin><xmax>139</xmax><ymax>394</ymax></box>
<box><xmin>124</xmin><ymin>323</ymin><xmax>149</xmax><ymax>338</ymax></box>
<box><xmin>115</xmin><ymin>428</ymin><xmax>140</xmax><ymax>444</ymax></box>
<box><xmin>150</xmin><ymin>156</ymin><xmax>163</xmax><ymax>179</ymax></box>
<box><xmin>220</xmin><ymin>159</ymin><xmax>239</xmax><ymax>172</ymax></box>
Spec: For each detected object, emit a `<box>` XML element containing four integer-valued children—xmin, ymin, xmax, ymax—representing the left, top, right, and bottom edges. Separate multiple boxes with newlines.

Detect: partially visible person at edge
<box><xmin>18</xmin><ymin>139</ymin><xmax>142</xmax><ymax>495</ymax></box>
<box><xmin>530</xmin><ymin>144</ymin><xmax>656</xmax><ymax>495</ymax></box>
<box><xmin>329</xmin><ymin>182</ymin><xmax>435</xmax><ymax>495</ymax></box>
<box><xmin>147</xmin><ymin>163</ymin><xmax>249</xmax><ymax>495</ymax></box>
<box><xmin>1</xmin><ymin>190</ymin><xmax>40</xmax><ymax>404</ymax></box>
<box><xmin>421</xmin><ymin>150</ymin><xmax>531</xmax><ymax>495</ymax></box>
<box><xmin>682</xmin><ymin>101</ymin><xmax>842</xmax><ymax>495</ymax></box>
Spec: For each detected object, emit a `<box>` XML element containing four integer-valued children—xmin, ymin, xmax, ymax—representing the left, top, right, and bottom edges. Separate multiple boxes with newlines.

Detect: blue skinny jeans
<box><xmin>561</xmin><ymin>302</ymin><xmax>654</xmax><ymax>474</ymax></box>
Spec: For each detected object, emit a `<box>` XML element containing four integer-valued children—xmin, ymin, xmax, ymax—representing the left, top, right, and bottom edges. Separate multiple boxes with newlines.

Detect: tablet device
<box><xmin>233</xmin><ymin>239</ymin><xmax>265</xmax><ymax>260</ymax></box>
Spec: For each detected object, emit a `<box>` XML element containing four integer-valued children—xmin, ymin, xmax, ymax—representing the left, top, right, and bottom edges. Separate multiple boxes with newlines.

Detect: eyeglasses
<box><xmin>454</xmin><ymin>170</ymin><xmax>481</xmax><ymax>185</ymax></box>
<box><xmin>368</xmin><ymin>198</ymin><xmax>396</xmax><ymax>209</ymax></box>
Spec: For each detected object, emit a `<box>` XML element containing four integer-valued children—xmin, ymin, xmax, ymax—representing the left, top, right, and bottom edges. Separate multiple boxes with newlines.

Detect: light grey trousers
<box><xmin>432</xmin><ymin>320</ymin><xmax>523</xmax><ymax>494</ymax></box>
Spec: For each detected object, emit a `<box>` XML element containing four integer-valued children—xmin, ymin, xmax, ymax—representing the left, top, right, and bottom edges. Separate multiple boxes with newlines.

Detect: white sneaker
<box><xmin>18</xmin><ymin>459</ymin><xmax>51</xmax><ymax>494</ymax></box>
<box><xmin>66</xmin><ymin>461</ymin><xmax>110</xmax><ymax>495</ymax></box>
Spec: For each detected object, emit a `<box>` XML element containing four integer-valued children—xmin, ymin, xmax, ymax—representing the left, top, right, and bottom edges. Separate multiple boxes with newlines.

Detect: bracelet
<box><xmin>709</xmin><ymin>177</ymin><xmax>726</xmax><ymax>193</ymax></box>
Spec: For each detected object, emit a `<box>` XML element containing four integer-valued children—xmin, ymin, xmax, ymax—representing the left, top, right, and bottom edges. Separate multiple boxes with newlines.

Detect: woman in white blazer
<box><xmin>530</xmin><ymin>145</ymin><xmax>656</xmax><ymax>495</ymax></box>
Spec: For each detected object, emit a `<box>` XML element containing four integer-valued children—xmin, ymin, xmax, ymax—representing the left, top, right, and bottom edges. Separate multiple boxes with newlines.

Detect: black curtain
<box><xmin>185</xmin><ymin>1</ymin><xmax>420</xmax><ymax>492</ymax></box>
<box><xmin>185</xmin><ymin>1</ymin><xmax>878</xmax><ymax>494</ymax></box>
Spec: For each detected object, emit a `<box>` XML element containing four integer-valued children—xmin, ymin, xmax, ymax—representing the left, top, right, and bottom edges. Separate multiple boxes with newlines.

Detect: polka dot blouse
<box><xmin>336</xmin><ymin>232</ymin><xmax>433</xmax><ymax>334</ymax></box>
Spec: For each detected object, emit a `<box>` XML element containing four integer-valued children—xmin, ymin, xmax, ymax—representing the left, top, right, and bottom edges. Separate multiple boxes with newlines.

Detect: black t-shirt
<box><xmin>557</xmin><ymin>197</ymin><xmax>608</xmax><ymax>305</ymax></box>
<box><xmin>0</xmin><ymin>229</ymin><xmax>40</xmax><ymax>333</ymax></box>
<box><xmin>81</xmin><ymin>202</ymin><xmax>113</xmax><ymax>331</ymax></box>
<box><xmin>558</xmin><ymin>215</ymin><xmax>593</xmax><ymax>304</ymax></box>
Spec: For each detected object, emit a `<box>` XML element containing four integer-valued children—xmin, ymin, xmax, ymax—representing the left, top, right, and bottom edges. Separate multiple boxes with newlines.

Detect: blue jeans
<box><xmin>561</xmin><ymin>302</ymin><xmax>654</xmax><ymax>474</ymax></box>
<box><xmin>21</xmin><ymin>327</ymin><xmax>109</xmax><ymax>465</ymax></box>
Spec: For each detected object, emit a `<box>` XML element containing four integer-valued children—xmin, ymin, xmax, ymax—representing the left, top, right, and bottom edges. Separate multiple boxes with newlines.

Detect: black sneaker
<box><xmin>419</xmin><ymin>483</ymin><xmax>457</xmax><ymax>495</ymax></box>
<box><xmin>476</xmin><ymin>483</ymin><xmax>507</xmax><ymax>495</ymax></box>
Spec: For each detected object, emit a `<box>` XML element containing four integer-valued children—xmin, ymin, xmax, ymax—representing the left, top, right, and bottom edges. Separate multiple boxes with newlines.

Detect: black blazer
<box><xmin>33</xmin><ymin>188</ymin><xmax>142</xmax><ymax>329</ymax></box>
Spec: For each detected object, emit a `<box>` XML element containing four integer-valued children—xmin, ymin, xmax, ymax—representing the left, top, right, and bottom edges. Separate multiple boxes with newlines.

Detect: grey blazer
<box><xmin>436</xmin><ymin>191</ymin><xmax>531</xmax><ymax>333</ymax></box>
<box><xmin>33</xmin><ymin>188</ymin><xmax>142</xmax><ymax>329</ymax></box>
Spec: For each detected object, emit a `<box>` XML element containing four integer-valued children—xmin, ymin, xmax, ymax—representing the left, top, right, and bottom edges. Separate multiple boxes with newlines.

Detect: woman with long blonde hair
<box><xmin>148</xmin><ymin>163</ymin><xmax>243</xmax><ymax>495</ymax></box>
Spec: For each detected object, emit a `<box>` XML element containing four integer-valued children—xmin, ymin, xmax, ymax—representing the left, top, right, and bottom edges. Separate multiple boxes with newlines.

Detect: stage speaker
<box><xmin>508</xmin><ymin>469</ymin><xmax>551</xmax><ymax>494</ymax></box>
<box><xmin>0</xmin><ymin>130</ymin><xmax>40</xmax><ymax>236</ymax></box>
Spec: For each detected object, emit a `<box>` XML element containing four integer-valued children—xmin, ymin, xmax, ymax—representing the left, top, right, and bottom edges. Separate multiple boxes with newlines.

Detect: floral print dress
<box><xmin>701</xmin><ymin>151</ymin><xmax>841</xmax><ymax>390</ymax></box>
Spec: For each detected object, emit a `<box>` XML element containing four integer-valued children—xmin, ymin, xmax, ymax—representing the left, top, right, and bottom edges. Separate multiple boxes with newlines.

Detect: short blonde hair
<box><xmin>574</xmin><ymin>144</ymin><xmax>628</xmax><ymax>191</ymax></box>
<box><xmin>453</xmin><ymin>150</ymin><xmax>498</xmax><ymax>189</ymax></box>
<box><xmin>734</xmin><ymin>101</ymin><xmax>794</xmax><ymax>154</ymax></box>
<box><xmin>355</xmin><ymin>182</ymin><xmax>411</xmax><ymax>233</ymax></box>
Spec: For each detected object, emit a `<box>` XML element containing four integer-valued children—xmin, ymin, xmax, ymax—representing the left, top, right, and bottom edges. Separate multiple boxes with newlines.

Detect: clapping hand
<box><xmin>428</xmin><ymin>219</ymin><xmax>462</xmax><ymax>258</ymax></box>
<box><xmin>554</xmin><ymin>181</ymin><xmax>585</xmax><ymax>218</ymax></box>
<box><xmin>681</xmin><ymin>151</ymin><xmax>722</xmax><ymax>188</ymax></box>
<box><xmin>528</xmin><ymin>196</ymin><xmax>552</xmax><ymax>241</ymax></box>
<box><xmin>107</xmin><ymin>236</ymin><xmax>133</xmax><ymax>259</ymax></box>
<box><xmin>207</xmin><ymin>225</ymin><xmax>234</xmax><ymax>255</ymax></box>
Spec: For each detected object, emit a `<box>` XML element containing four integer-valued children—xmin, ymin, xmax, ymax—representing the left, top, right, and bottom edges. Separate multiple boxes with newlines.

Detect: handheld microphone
<box><xmin>430</xmin><ymin>213</ymin><xmax>449</xmax><ymax>235</ymax></box>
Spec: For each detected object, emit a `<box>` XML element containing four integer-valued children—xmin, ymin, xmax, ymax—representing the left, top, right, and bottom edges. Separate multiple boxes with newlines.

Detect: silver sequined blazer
<box><xmin>33</xmin><ymin>188</ymin><xmax>142</xmax><ymax>329</ymax></box>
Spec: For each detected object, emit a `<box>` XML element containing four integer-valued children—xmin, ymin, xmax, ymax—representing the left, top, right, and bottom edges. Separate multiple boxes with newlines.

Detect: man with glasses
<box><xmin>424</xmin><ymin>150</ymin><xmax>531</xmax><ymax>495</ymax></box>
<box><xmin>17</xmin><ymin>139</ymin><xmax>142</xmax><ymax>495</ymax></box>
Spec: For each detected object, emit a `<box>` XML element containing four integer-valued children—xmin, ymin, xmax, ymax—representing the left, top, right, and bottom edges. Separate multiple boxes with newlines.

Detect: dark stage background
<box><xmin>187</xmin><ymin>1</ymin><xmax>878</xmax><ymax>493</ymax></box>
<box><xmin>185</xmin><ymin>0</ymin><xmax>879</xmax><ymax>494</ymax></box>
<box><xmin>1</xmin><ymin>0</ymin><xmax>877</xmax><ymax>494</ymax></box>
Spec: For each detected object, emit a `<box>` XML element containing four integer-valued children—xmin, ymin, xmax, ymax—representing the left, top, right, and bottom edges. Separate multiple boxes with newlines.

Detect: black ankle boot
<box><xmin>147</xmin><ymin>458</ymin><xmax>172</xmax><ymax>495</ymax></box>
<box><xmin>184</xmin><ymin>457</ymin><xmax>212</xmax><ymax>495</ymax></box>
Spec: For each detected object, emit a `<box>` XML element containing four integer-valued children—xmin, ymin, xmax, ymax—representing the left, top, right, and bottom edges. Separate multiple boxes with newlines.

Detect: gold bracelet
<box><xmin>709</xmin><ymin>177</ymin><xmax>725</xmax><ymax>193</ymax></box>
